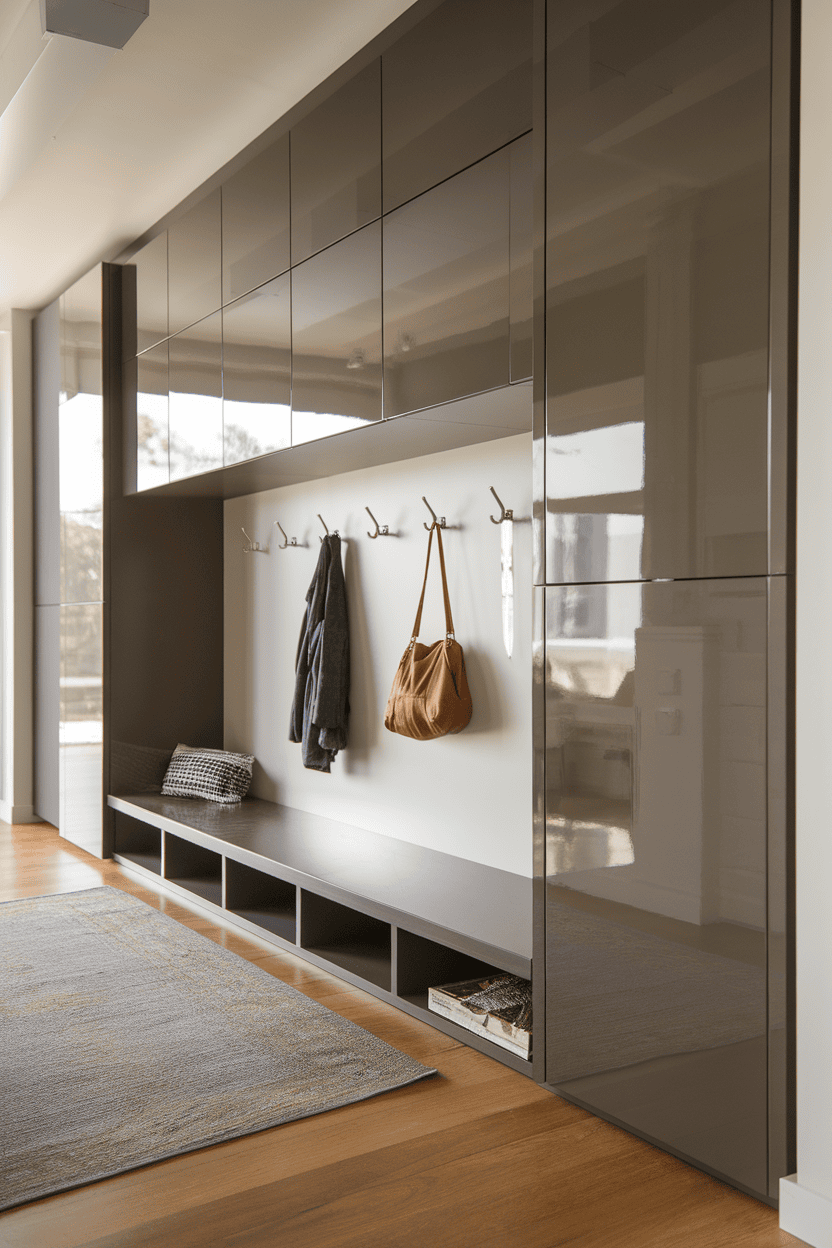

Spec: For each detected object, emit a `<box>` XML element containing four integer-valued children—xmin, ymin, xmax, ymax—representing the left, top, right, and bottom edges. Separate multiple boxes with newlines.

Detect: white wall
<box><xmin>0</xmin><ymin>309</ymin><xmax>36</xmax><ymax>825</ymax></box>
<box><xmin>779</xmin><ymin>0</ymin><xmax>832</xmax><ymax>1240</ymax></box>
<box><xmin>224</xmin><ymin>432</ymin><xmax>532</xmax><ymax>877</ymax></box>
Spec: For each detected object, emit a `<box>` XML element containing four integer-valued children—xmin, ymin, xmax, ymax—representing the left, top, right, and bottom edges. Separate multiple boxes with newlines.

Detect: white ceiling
<box><xmin>0</xmin><ymin>0</ymin><xmax>416</xmax><ymax>322</ymax></box>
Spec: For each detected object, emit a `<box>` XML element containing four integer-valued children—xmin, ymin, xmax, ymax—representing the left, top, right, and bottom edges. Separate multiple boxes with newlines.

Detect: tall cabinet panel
<box><xmin>545</xmin><ymin>0</ymin><xmax>773</xmax><ymax>586</ymax></box>
<box><xmin>34</xmin><ymin>267</ymin><xmax>105</xmax><ymax>855</ymax></box>
<box><xmin>542</xmin><ymin>0</ymin><xmax>789</xmax><ymax>1203</ymax></box>
<box><xmin>545</xmin><ymin>577</ymin><xmax>769</xmax><ymax>1195</ymax></box>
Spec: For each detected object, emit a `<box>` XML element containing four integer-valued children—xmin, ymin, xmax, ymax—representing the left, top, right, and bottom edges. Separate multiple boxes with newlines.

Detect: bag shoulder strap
<box><xmin>411</xmin><ymin>524</ymin><xmax>455</xmax><ymax>643</ymax></box>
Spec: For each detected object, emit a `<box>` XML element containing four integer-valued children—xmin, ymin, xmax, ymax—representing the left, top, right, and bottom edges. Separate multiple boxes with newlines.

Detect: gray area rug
<box><xmin>0</xmin><ymin>886</ymin><xmax>436</xmax><ymax>1211</ymax></box>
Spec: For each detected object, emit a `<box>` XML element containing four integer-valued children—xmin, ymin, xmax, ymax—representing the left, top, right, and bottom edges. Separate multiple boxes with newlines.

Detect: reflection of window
<box><xmin>223</xmin><ymin>403</ymin><xmax>290</xmax><ymax>465</ymax></box>
<box><xmin>59</xmin><ymin>393</ymin><xmax>103</xmax><ymax>512</ymax></box>
<box><xmin>548</xmin><ymin>421</ymin><xmax>644</xmax><ymax>498</ymax></box>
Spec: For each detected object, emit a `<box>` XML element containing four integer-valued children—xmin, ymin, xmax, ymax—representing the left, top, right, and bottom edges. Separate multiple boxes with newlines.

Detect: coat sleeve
<box><xmin>310</xmin><ymin>538</ymin><xmax>350</xmax><ymax>748</ymax></box>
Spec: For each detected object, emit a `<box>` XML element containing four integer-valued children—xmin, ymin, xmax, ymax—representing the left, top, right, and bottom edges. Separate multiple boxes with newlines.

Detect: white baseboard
<box><xmin>0</xmin><ymin>800</ymin><xmax>42</xmax><ymax>825</ymax></box>
<box><xmin>780</xmin><ymin>1174</ymin><xmax>832</xmax><ymax>1246</ymax></box>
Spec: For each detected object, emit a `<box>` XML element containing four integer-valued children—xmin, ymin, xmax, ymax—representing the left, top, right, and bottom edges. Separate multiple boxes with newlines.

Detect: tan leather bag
<box><xmin>385</xmin><ymin>523</ymin><xmax>473</xmax><ymax>740</ymax></box>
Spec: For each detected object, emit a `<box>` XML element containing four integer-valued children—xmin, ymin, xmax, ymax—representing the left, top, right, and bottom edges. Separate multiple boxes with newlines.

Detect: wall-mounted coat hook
<box><xmin>489</xmin><ymin>486</ymin><xmax>514</xmax><ymax>525</ymax></box>
<box><xmin>422</xmin><ymin>496</ymin><xmax>447</xmax><ymax>531</ymax></box>
<box><xmin>241</xmin><ymin>527</ymin><xmax>268</xmax><ymax>553</ymax></box>
<box><xmin>273</xmin><ymin>521</ymin><xmax>299</xmax><ymax>549</ymax></box>
<box><xmin>365</xmin><ymin>506</ymin><xmax>391</xmax><ymax>538</ymax></box>
<box><xmin>318</xmin><ymin>514</ymin><xmax>340</xmax><ymax>543</ymax></box>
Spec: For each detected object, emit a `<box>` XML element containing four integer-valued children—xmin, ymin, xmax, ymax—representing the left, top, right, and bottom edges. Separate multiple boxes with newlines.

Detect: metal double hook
<box><xmin>489</xmin><ymin>486</ymin><xmax>513</xmax><ymax>524</ymax></box>
<box><xmin>318</xmin><ymin>514</ymin><xmax>340</xmax><ymax>543</ymax></box>
<box><xmin>365</xmin><ymin>507</ymin><xmax>390</xmax><ymax>539</ymax></box>
<box><xmin>241</xmin><ymin>527</ymin><xmax>268</xmax><ymax>553</ymax></box>
<box><xmin>422</xmin><ymin>496</ymin><xmax>447</xmax><ymax>531</ymax></box>
<box><xmin>273</xmin><ymin>521</ymin><xmax>299</xmax><ymax>549</ymax></box>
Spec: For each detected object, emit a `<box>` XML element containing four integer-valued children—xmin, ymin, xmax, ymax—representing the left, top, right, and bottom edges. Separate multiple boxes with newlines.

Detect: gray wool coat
<box><xmin>289</xmin><ymin>533</ymin><xmax>350</xmax><ymax>773</ymax></box>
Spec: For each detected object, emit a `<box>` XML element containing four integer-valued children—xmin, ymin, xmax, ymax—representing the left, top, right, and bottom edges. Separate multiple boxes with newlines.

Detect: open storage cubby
<box><xmin>113</xmin><ymin>811</ymin><xmax>162</xmax><ymax>875</ymax></box>
<box><xmin>226</xmin><ymin>859</ymin><xmax>296</xmax><ymax>943</ymax></box>
<box><xmin>396</xmin><ymin>928</ymin><xmax>508</xmax><ymax>1010</ymax></box>
<box><xmin>108</xmin><ymin>793</ymin><xmax>533</xmax><ymax>1075</ymax></box>
<box><xmin>300</xmin><ymin>891</ymin><xmax>391</xmax><ymax>991</ymax></box>
<box><xmin>164</xmin><ymin>832</ymin><xmax>223</xmax><ymax>906</ymax></box>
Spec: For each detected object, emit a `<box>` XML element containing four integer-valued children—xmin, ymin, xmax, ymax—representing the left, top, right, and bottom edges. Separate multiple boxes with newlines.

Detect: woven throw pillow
<box><xmin>161</xmin><ymin>744</ymin><xmax>254</xmax><ymax>804</ymax></box>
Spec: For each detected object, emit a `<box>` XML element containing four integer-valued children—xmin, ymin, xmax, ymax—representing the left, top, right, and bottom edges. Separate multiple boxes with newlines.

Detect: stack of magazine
<box><xmin>427</xmin><ymin>972</ymin><xmax>532</xmax><ymax>1058</ymax></box>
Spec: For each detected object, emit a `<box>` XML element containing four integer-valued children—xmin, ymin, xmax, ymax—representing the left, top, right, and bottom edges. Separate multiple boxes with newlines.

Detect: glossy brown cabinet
<box><xmin>291</xmin><ymin>222</ymin><xmax>382</xmax><ymax>444</ymax></box>
<box><xmin>125</xmin><ymin>232</ymin><xmax>168</xmax><ymax>357</ymax></box>
<box><xmin>222</xmin><ymin>274</ymin><xmax>291</xmax><ymax>465</ymax></box>
<box><xmin>291</xmin><ymin>61</ymin><xmax>381</xmax><ymax>265</ymax></box>
<box><xmin>544</xmin><ymin>575</ymin><xmax>774</xmax><ymax>1196</ymax></box>
<box><xmin>168</xmin><ymin>190</ymin><xmax>222</xmax><ymax>338</ymax></box>
<box><xmin>35</xmin><ymin>267</ymin><xmax>106</xmax><ymax>855</ymax></box>
<box><xmin>545</xmin><ymin>0</ymin><xmax>772</xmax><ymax>584</ymax></box>
<box><xmin>383</xmin><ymin>146</ymin><xmax>511</xmax><ymax>417</ymax></box>
<box><xmin>222</xmin><ymin>134</ymin><xmax>290</xmax><ymax>304</ymax></box>
<box><xmin>135</xmin><ymin>342</ymin><xmax>170</xmax><ymax>491</ymax></box>
<box><xmin>168</xmin><ymin>312</ymin><xmax>223</xmax><ymax>481</ymax></box>
<box><xmin>382</xmin><ymin>0</ymin><xmax>532</xmax><ymax>213</ymax></box>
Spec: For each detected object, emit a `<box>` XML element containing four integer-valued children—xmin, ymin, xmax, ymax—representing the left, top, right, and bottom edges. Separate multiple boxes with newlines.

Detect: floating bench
<box><xmin>108</xmin><ymin>792</ymin><xmax>534</xmax><ymax>1074</ymax></box>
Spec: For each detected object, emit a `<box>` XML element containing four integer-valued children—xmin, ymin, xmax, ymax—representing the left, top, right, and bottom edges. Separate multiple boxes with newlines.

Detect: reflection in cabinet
<box><xmin>544</xmin><ymin>577</ymin><xmax>772</xmax><ymax>1195</ymax></box>
<box><xmin>168</xmin><ymin>313</ymin><xmax>223</xmax><ymax>481</ymax></box>
<box><xmin>134</xmin><ymin>341</ymin><xmax>170</xmax><ymax>490</ymax></box>
<box><xmin>300</xmin><ymin>891</ymin><xmax>391</xmax><ymax>991</ymax></box>
<box><xmin>61</xmin><ymin>512</ymin><xmax>102</xmax><ymax>606</ymax></box>
<box><xmin>222</xmin><ymin>134</ymin><xmax>290</xmax><ymax>304</ymax></box>
<box><xmin>164</xmin><ymin>833</ymin><xmax>223</xmax><ymax>905</ymax></box>
<box><xmin>291</xmin><ymin>222</ymin><xmax>382</xmax><ymax>444</ymax></box>
<box><xmin>383</xmin><ymin>147</ymin><xmax>511</xmax><ymax>417</ymax></box>
<box><xmin>509</xmin><ymin>133</ymin><xmax>533</xmax><ymax>382</ymax></box>
<box><xmin>290</xmin><ymin>60</ymin><xmax>381</xmax><ymax>265</ymax></box>
<box><xmin>60</xmin><ymin>602</ymin><xmax>103</xmax><ymax>852</ymax></box>
<box><xmin>545</xmin><ymin>0</ymin><xmax>772</xmax><ymax>583</ymax></box>
<box><xmin>222</xmin><ymin>275</ymin><xmax>291</xmax><ymax>465</ymax></box>
<box><xmin>396</xmin><ymin>929</ymin><xmax>504</xmax><ymax>1009</ymax></box>
<box><xmin>125</xmin><ymin>231</ymin><xmax>167</xmax><ymax>356</ymax></box>
<box><xmin>382</xmin><ymin>0</ymin><xmax>532</xmax><ymax>213</ymax></box>
<box><xmin>225</xmin><ymin>860</ymin><xmax>296</xmax><ymax>942</ymax></box>
<box><xmin>113</xmin><ymin>812</ymin><xmax>161</xmax><ymax>875</ymax></box>
<box><xmin>168</xmin><ymin>190</ymin><xmax>221</xmax><ymax>338</ymax></box>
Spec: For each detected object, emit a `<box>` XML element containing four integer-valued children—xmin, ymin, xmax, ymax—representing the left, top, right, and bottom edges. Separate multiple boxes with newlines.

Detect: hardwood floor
<box><xmin>0</xmin><ymin>821</ymin><xmax>806</xmax><ymax>1248</ymax></box>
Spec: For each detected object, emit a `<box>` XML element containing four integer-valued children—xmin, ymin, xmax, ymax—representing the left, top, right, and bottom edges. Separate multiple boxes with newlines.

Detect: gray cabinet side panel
<box><xmin>34</xmin><ymin>604</ymin><xmax>60</xmax><ymax>825</ymax></box>
<box><xmin>33</xmin><ymin>301</ymin><xmax>61</xmax><ymax>606</ymax></box>
<box><xmin>107</xmin><ymin>495</ymin><xmax>223</xmax><ymax>795</ymax></box>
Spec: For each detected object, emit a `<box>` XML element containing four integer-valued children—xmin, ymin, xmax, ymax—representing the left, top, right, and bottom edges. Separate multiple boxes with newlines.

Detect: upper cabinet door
<box><xmin>168</xmin><ymin>312</ymin><xmax>223</xmax><ymax>481</ymax></box>
<box><xmin>290</xmin><ymin>61</ymin><xmax>381</xmax><ymax>266</ymax></box>
<box><xmin>223</xmin><ymin>274</ymin><xmax>291</xmax><ymax>465</ymax></box>
<box><xmin>222</xmin><ymin>134</ymin><xmax>290</xmax><ymax>305</ymax></box>
<box><xmin>383</xmin><ymin>146</ymin><xmax>511</xmax><ymax>418</ymax></box>
<box><xmin>382</xmin><ymin>0</ymin><xmax>532</xmax><ymax>214</ymax></box>
<box><xmin>123</xmin><ymin>232</ymin><xmax>168</xmax><ymax>358</ymax></box>
<box><xmin>59</xmin><ymin>266</ymin><xmax>104</xmax><ymax>517</ymax></box>
<box><xmin>168</xmin><ymin>189</ymin><xmax>222</xmax><ymax>338</ymax></box>
<box><xmin>291</xmin><ymin>222</ymin><xmax>382</xmax><ymax>445</ymax></box>
<box><xmin>545</xmin><ymin>0</ymin><xmax>772</xmax><ymax>585</ymax></box>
